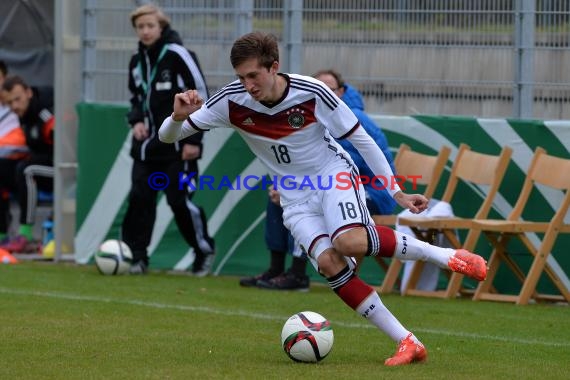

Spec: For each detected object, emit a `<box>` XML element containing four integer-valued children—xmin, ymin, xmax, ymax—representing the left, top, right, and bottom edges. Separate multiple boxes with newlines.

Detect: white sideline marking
<box><xmin>1</xmin><ymin>286</ymin><xmax>567</xmax><ymax>348</ymax></box>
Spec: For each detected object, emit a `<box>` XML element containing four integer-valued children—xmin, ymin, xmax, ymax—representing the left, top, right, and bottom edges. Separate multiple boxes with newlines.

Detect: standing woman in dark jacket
<box><xmin>124</xmin><ymin>4</ymin><xmax>215</xmax><ymax>275</ymax></box>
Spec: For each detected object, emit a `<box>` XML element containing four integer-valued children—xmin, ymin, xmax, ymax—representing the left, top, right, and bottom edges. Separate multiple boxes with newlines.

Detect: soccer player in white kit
<box><xmin>159</xmin><ymin>32</ymin><xmax>487</xmax><ymax>366</ymax></box>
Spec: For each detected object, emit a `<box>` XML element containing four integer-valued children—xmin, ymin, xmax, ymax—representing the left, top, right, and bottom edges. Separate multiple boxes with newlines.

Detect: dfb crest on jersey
<box><xmin>287</xmin><ymin>107</ymin><xmax>305</xmax><ymax>129</ymax></box>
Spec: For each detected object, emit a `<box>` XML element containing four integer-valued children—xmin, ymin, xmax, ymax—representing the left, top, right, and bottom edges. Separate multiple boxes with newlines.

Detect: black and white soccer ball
<box><xmin>94</xmin><ymin>239</ymin><xmax>133</xmax><ymax>275</ymax></box>
<box><xmin>281</xmin><ymin>311</ymin><xmax>334</xmax><ymax>363</ymax></box>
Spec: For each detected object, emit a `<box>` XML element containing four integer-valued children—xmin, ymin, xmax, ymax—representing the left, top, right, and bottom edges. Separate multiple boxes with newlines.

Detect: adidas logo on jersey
<box><xmin>242</xmin><ymin>117</ymin><xmax>255</xmax><ymax>126</ymax></box>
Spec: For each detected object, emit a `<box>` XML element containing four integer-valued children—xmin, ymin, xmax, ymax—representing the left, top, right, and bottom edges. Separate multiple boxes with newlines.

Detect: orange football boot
<box><xmin>384</xmin><ymin>333</ymin><xmax>427</xmax><ymax>366</ymax></box>
<box><xmin>448</xmin><ymin>249</ymin><xmax>487</xmax><ymax>281</ymax></box>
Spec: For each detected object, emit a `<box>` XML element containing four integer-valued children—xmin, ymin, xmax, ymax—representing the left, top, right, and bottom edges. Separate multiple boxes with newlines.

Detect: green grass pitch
<box><xmin>0</xmin><ymin>262</ymin><xmax>568</xmax><ymax>379</ymax></box>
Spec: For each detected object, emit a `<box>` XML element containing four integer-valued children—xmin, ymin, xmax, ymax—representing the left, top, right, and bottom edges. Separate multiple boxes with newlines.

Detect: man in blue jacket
<box><xmin>315</xmin><ymin>69</ymin><xmax>397</xmax><ymax>216</ymax></box>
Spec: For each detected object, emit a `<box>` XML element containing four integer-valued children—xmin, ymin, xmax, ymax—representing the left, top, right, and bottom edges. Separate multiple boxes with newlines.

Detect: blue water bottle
<box><xmin>42</xmin><ymin>218</ymin><xmax>54</xmax><ymax>246</ymax></box>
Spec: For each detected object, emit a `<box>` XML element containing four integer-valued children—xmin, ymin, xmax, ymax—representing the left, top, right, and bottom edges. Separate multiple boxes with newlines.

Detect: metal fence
<box><xmin>82</xmin><ymin>0</ymin><xmax>570</xmax><ymax>119</ymax></box>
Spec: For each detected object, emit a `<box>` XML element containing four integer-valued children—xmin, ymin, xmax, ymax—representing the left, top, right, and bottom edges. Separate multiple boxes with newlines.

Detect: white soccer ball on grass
<box><xmin>281</xmin><ymin>311</ymin><xmax>334</xmax><ymax>363</ymax></box>
<box><xmin>94</xmin><ymin>239</ymin><xmax>133</xmax><ymax>275</ymax></box>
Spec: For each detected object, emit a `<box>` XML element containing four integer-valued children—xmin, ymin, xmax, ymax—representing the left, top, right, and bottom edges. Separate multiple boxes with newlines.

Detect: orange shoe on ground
<box><xmin>384</xmin><ymin>333</ymin><xmax>427</xmax><ymax>366</ymax></box>
<box><xmin>448</xmin><ymin>249</ymin><xmax>487</xmax><ymax>281</ymax></box>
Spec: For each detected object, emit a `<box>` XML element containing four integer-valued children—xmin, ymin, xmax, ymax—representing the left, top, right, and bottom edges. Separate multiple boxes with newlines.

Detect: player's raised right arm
<box><xmin>159</xmin><ymin>90</ymin><xmax>204</xmax><ymax>143</ymax></box>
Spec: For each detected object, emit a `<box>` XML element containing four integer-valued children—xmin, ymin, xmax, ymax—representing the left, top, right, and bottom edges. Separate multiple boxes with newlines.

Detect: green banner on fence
<box><xmin>76</xmin><ymin>103</ymin><xmax>570</xmax><ymax>295</ymax></box>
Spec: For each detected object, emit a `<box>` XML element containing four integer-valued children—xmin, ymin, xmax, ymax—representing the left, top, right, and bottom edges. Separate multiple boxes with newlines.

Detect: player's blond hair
<box><xmin>130</xmin><ymin>4</ymin><xmax>170</xmax><ymax>29</ymax></box>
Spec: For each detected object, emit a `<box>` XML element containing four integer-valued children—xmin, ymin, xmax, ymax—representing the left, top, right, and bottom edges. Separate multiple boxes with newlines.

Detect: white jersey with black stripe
<box><xmin>188</xmin><ymin>73</ymin><xmax>361</xmax><ymax>205</ymax></box>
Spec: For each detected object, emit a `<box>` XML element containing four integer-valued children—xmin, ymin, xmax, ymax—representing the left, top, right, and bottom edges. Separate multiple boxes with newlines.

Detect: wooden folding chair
<box><xmin>471</xmin><ymin>147</ymin><xmax>570</xmax><ymax>305</ymax></box>
<box><xmin>395</xmin><ymin>143</ymin><xmax>512</xmax><ymax>298</ymax></box>
<box><xmin>372</xmin><ymin>143</ymin><xmax>451</xmax><ymax>293</ymax></box>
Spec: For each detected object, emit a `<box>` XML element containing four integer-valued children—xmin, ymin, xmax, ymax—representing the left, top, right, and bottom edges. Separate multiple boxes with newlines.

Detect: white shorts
<box><xmin>282</xmin><ymin>170</ymin><xmax>374</xmax><ymax>268</ymax></box>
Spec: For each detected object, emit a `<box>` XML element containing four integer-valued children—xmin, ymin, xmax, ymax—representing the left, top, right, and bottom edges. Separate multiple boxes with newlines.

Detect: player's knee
<box><xmin>332</xmin><ymin>236</ymin><xmax>354</xmax><ymax>256</ymax></box>
<box><xmin>332</xmin><ymin>228</ymin><xmax>367</xmax><ymax>257</ymax></box>
<box><xmin>317</xmin><ymin>249</ymin><xmax>347</xmax><ymax>278</ymax></box>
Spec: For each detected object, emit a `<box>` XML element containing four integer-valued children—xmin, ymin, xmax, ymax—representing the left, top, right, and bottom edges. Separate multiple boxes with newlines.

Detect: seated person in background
<box><xmin>0</xmin><ymin>62</ymin><xmax>29</xmax><ymax>245</ymax></box>
<box><xmin>314</xmin><ymin>69</ymin><xmax>397</xmax><ymax>216</ymax></box>
<box><xmin>0</xmin><ymin>75</ymin><xmax>54</xmax><ymax>253</ymax></box>
<box><xmin>240</xmin><ymin>70</ymin><xmax>397</xmax><ymax>290</ymax></box>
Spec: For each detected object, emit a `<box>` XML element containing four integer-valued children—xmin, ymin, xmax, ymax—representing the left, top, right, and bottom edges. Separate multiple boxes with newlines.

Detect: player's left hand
<box><xmin>393</xmin><ymin>192</ymin><xmax>428</xmax><ymax>214</ymax></box>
